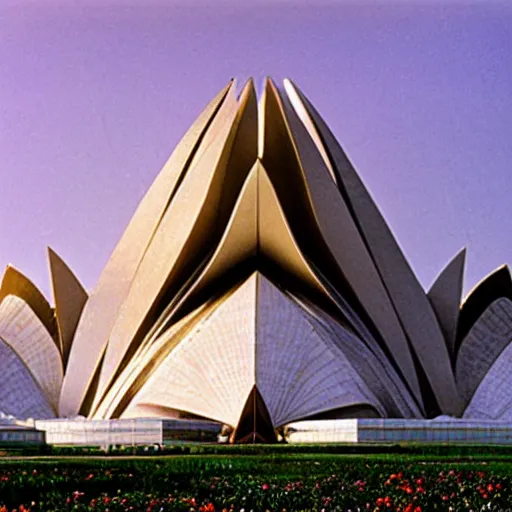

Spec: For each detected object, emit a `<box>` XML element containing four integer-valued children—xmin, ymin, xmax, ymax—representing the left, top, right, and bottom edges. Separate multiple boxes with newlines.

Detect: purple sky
<box><xmin>1</xmin><ymin>1</ymin><xmax>511</xmax><ymax>302</ymax></box>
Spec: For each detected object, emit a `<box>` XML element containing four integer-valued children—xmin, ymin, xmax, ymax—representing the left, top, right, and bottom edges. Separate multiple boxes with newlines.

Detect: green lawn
<box><xmin>1</xmin><ymin>447</ymin><xmax>512</xmax><ymax>510</ymax></box>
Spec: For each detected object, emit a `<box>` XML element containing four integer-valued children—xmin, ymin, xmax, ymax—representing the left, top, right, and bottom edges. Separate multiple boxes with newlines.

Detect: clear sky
<box><xmin>0</xmin><ymin>1</ymin><xmax>511</xmax><ymax>301</ymax></box>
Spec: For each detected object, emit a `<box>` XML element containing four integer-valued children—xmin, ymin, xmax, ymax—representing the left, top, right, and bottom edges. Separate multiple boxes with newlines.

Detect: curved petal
<box><xmin>0</xmin><ymin>336</ymin><xmax>55</xmax><ymax>419</ymax></box>
<box><xmin>428</xmin><ymin>248</ymin><xmax>466</xmax><ymax>359</ymax></box>
<box><xmin>123</xmin><ymin>274</ymin><xmax>258</xmax><ymax>427</ymax></box>
<box><xmin>121</xmin><ymin>273</ymin><xmax>392</xmax><ymax>429</ymax></box>
<box><xmin>93</xmin><ymin>82</ymin><xmax>257</xmax><ymax>411</ymax></box>
<box><xmin>48</xmin><ymin>247</ymin><xmax>88</xmax><ymax>366</ymax></box>
<box><xmin>0</xmin><ymin>265</ymin><xmax>58</xmax><ymax>346</ymax></box>
<box><xmin>463</xmin><ymin>337</ymin><xmax>512</xmax><ymax>420</ymax></box>
<box><xmin>261</xmin><ymin>79</ymin><xmax>423</xmax><ymax>409</ymax></box>
<box><xmin>255</xmin><ymin>274</ymin><xmax>385</xmax><ymax>427</ymax></box>
<box><xmin>457</xmin><ymin>265</ymin><xmax>512</xmax><ymax>353</ymax></box>
<box><xmin>60</xmin><ymin>80</ymin><xmax>235</xmax><ymax>416</ymax></box>
<box><xmin>457</xmin><ymin>298</ymin><xmax>512</xmax><ymax>407</ymax></box>
<box><xmin>0</xmin><ymin>295</ymin><xmax>63</xmax><ymax>411</ymax></box>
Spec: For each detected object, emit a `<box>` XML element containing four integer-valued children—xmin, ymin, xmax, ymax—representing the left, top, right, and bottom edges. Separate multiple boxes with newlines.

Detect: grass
<box><xmin>2</xmin><ymin>450</ymin><xmax>512</xmax><ymax>510</ymax></box>
<box><xmin>3</xmin><ymin>449</ymin><xmax>512</xmax><ymax>474</ymax></box>
<box><xmin>8</xmin><ymin>441</ymin><xmax>512</xmax><ymax>456</ymax></box>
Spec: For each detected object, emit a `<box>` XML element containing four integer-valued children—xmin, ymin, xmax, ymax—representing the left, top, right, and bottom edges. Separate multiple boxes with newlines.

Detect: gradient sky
<box><xmin>1</xmin><ymin>1</ymin><xmax>511</xmax><ymax>301</ymax></box>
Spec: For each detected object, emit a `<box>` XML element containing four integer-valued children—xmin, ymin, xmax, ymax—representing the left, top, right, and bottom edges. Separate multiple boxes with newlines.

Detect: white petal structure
<box><xmin>48</xmin><ymin>247</ymin><xmax>88</xmax><ymax>366</ymax></box>
<box><xmin>124</xmin><ymin>274</ymin><xmax>258</xmax><ymax>427</ymax></box>
<box><xmin>2</xmin><ymin>77</ymin><xmax>512</xmax><ymax>440</ymax></box>
<box><xmin>463</xmin><ymin>337</ymin><xmax>512</xmax><ymax>421</ymax></box>
<box><xmin>254</xmin><ymin>274</ymin><xmax>385</xmax><ymax>426</ymax></box>
<box><xmin>284</xmin><ymin>79</ymin><xmax>461</xmax><ymax>416</ymax></box>
<box><xmin>60</xmin><ymin>82</ymin><xmax>236</xmax><ymax>417</ymax></box>
<box><xmin>428</xmin><ymin>248</ymin><xmax>466</xmax><ymax>360</ymax></box>
<box><xmin>121</xmin><ymin>272</ymin><xmax>410</xmax><ymax>439</ymax></box>
<box><xmin>0</xmin><ymin>340</ymin><xmax>55</xmax><ymax>419</ymax></box>
<box><xmin>457</xmin><ymin>298</ymin><xmax>512</xmax><ymax>407</ymax></box>
<box><xmin>0</xmin><ymin>295</ymin><xmax>62</xmax><ymax>415</ymax></box>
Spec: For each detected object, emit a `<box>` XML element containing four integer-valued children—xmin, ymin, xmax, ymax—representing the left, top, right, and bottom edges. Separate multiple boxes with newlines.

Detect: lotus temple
<box><xmin>2</xmin><ymin>78</ymin><xmax>512</xmax><ymax>445</ymax></box>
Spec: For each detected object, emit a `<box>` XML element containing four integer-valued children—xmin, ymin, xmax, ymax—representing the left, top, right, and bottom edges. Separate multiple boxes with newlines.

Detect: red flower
<box><xmin>376</xmin><ymin>496</ymin><xmax>392</xmax><ymax>508</ymax></box>
<box><xmin>262</xmin><ymin>483</ymin><xmax>269</xmax><ymax>490</ymax></box>
<box><xmin>72</xmin><ymin>491</ymin><xmax>84</xmax><ymax>501</ymax></box>
<box><xmin>487</xmin><ymin>483</ymin><xmax>494</xmax><ymax>492</ymax></box>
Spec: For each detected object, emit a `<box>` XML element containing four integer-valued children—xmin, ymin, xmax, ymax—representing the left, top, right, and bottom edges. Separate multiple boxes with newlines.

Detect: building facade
<box><xmin>1</xmin><ymin>78</ymin><xmax>511</xmax><ymax>442</ymax></box>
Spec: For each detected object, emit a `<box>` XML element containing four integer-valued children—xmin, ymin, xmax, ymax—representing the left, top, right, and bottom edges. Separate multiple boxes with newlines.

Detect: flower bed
<box><xmin>0</xmin><ymin>457</ymin><xmax>510</xmax><ymax>511</ymax></box>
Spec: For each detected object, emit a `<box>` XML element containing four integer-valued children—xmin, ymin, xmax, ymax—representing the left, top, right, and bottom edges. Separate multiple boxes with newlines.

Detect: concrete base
<box><xmin>35</xmin><ymin>418</ymin><xmax>221</xmax><ymax>446</ymax></box>
<box><xmin>286</xmin><ymin>418</ymin><xmax>512</xmax><ymax>444</ymax></box>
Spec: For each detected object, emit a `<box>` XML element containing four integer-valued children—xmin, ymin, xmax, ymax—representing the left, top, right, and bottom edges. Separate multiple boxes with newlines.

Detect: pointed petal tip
<box><xmin>47</xmin><ymin>246</ymin><xmax>57</xmax><ymax>259</ymax></box>
<box><xmin>47</xmin><ymin>246</ymin><xmax>71</xmax><ymax>273</ymax></box>
<box><xmin>219</xmin><ymin>79</ymin><xmax>236</xmax><ymax>102</ymax></box>
<box><xmin>238</xmin><ymin>78</ymin><xmax>257</xmax><ymax>102</ymax></box>
<box><xmin>499</xmin><ymin>264</ymin><xmax>511</xmax><ymax>279</ymax></box>
<box><xmin>283</xmin><ymin>78</ymin><xmax>308</xmax><ymax>103</ymax></box>
<box><xmin>283</xmin><ymin>77</ymin><xmax>297</xmax><ymax>92</ymax></box>
<box><xmin>3</xmin><ymin>263</ymin><xmax>21</xmax><ymax>278</ymax></box>
<box><xmin>448</xmin><ymin>247</ymin><xmax>467</xmax><ymax>271</ymax></box>
<box><xmin>264</xmin><ymin>76</ymin><xmax>278</xmax><ymax>91</ymax></box>
<box><xmin>262</xmin><ymin>78</ymin><xmax>283</xmax><ymax>107</ymax></box>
